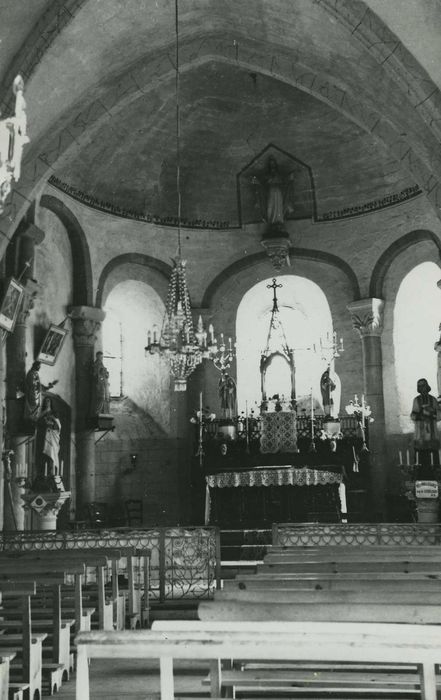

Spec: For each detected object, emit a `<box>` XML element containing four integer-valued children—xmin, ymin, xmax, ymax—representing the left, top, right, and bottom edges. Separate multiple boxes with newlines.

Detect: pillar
<box><xmin>4</xmin><ymin>223</ymin><xmax>44</xmax><ymax>530</ymax></box>
<box><xmin>70</xmin><ymin>305</ymin><xmax>105</xmax><ymax>519</ymax></box>
<box><xmin>347</xmin><ymin>298</ymin><xmax>387</xmax><ymax>519</ymax></box>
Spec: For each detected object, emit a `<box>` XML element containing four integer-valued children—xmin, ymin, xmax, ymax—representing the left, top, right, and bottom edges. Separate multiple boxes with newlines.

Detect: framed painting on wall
<box><xmin>38</xmin><ymin>324</ymin><xmax>68</xmax><ymax>365</ymax></box>
<box><xmin>0</xmin><ymin>277</ymin><xmax>24</xmax><ymax>332</ymax></box>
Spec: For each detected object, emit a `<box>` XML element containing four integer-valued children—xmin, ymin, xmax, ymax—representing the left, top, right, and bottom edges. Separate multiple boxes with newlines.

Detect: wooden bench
<box><xmin>0</xmin><ymin>581</ymin><xmax>45</xmax><ymax>700</ymax></box>
<box><xmin>0</xmin><ymin>561</ymin><xmax>88</xmax><ymax>695</ymax></box>
<box><xmin>75</xmin><ymin>623</ymin><xmax>441</xmax><ymax>700</ymax></box>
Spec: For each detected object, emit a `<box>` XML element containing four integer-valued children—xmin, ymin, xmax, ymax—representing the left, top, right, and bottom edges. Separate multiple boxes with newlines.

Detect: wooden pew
<box><xmin>0</xmin><ymin>550</ymin><xmax>117</xmax><ymax>632</ymax></box>
<box><xmin>0</xmin><ymin>562</ymin><xmax>87</xmax><ymax>695</ymax></box>
<box><xmin>0</xmin><ymin>583</ymin><xmax>45</xmax><ymax>700</ymax></box>
<box><xmin>75</xmin><ymin>623</ymin><xmax>441</xmax><ymax>700</ymax></box>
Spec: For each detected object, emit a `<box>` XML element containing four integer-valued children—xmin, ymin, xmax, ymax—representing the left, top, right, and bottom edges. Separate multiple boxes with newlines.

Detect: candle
<box><xmin>311</xmin><ymin>389</ymin><xmax>314</xmax><ymax>438</ymax></box>
<box><xmin>340</xmin><ymin>337</ymin><xmax>344</xmax><ymax>350</ymax></box>
<box><xmin>399</xmin><ymin>450</ymin><xmax>403</xmax><ymax>464</ymax></box>
<box><xmin>147</xmin><ymin>330</ymin><xmax>152</xmax><ymax>345</ymax></box>
<box><xmin>208</xmin><ymin>324</ymin><xmax>214</xmax><ymax>343</ymax></box>
<box><xmin>406</xmin><ymin>449</ymin><xmax>410</xmax><ymax>466</ymax></box>
<box><xmin>431</xmin><ymin>452</ymin><xmax>434</xmax><ymax>466</ymax></box>
<box><xmin>60</xmin><ymin>460</ymin><xmax>64</xmax><ymax>477</ymax></box>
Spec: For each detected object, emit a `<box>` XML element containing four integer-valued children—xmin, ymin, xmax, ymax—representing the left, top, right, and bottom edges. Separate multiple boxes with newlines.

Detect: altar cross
<box><xmin>267</xmin><ymin>278</ymin><xmax>282</xmax><ymax>313</ymax></box>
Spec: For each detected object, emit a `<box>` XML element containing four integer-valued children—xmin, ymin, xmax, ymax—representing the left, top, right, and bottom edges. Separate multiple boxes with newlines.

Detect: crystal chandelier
<box><xmin>144</xmin><ymin>0</ymin><xmax>234</xmax><ymax>391</ymax></box>
<box><xmin>0</xmin><ymin>75</ymin><xmax>29</xmax><ymax>214</ymax></box>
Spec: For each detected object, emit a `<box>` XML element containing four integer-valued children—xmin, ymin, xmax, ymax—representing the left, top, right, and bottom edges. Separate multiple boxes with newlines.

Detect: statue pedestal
<box><xmin>22</xmin><ymin>490</ymin><xmax>71</xmax><ymax>531</ymax></box>
<box><xmin>416</xmin><ymin>498</ymin><xmax>439</xmax><ymax>523</ymax></box>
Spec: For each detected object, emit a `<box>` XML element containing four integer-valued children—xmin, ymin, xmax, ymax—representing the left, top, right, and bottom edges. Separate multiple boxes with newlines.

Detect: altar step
<box><xmin>220</xmin><ymin>528</ymin><xmax>272</xmax><ymax>563</ymax></box>
<box><xmin>150</xmin><ymin>601</ymin><xmax>199</xmax><ymax>623</ymax></box>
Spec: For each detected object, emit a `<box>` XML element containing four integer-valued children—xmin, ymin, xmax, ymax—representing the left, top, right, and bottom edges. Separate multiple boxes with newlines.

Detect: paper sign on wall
<box><xmin>415</xmin><ymin>481</ymin><xmax>439</xmax><ymax>499</ymax></box>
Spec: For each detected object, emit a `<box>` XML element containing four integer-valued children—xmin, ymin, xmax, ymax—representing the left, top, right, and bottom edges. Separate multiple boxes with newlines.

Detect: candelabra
<box><xmin>319</xmin><ymin>330</ymin><xmax>344</xmax><ymax>365</ymax></box>
<box><xmin>345</xmin><ymin>393</ymin><xmax>372</xmax><ymax>452</ymax></box>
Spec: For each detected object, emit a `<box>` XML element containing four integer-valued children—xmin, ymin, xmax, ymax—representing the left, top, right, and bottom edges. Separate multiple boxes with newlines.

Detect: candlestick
<box><xmin>245</xmin><ymin>400</ymin><xmax>250</xmax><ymax>453</ymax></box>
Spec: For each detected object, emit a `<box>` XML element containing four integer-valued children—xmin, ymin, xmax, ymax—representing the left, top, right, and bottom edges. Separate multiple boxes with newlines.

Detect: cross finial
<box><xmin>267</xmin><ymin>278</ymin><xmax>282</xmax><ymax>312</ymax></box>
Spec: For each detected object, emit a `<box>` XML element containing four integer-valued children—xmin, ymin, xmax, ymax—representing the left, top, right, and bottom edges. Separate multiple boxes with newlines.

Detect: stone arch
<box><xmin>201</xmin><ymin>248</ymin><xmax>361</xmax><ymax>310</ymax></box>
<box><xmin>369</xmin><ymin>230</ymin><xmax>441</xmax><ymax>299</ymax></box>
<box><xmin>95</xmin><ymin>253</ymin><xmax>171</xmax><ymax>308</ymax></box>
<box><xmin>39</xmin><ymin>194</ymin><xmax>93</xmax><ymax>306</ymax></box>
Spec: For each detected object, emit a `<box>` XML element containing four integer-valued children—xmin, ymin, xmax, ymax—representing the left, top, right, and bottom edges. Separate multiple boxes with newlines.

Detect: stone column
<box><xmin>347</xmin><ymin>298</ymin><xmax>387</xmax><ymax>519</ymax></box>
<box><xmin>70</xmin><ymin>306</ymin><xmax>105</xmax><ymax>519</ymax></box>
<box><xmin>4</xmin><ymin>224</ymin><xmax>43</xmax><ymax>530</ymax></box>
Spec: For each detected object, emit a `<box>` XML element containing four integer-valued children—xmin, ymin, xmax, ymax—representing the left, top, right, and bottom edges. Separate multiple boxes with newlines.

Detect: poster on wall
<box><xmin>38</xmin><ymin>324</ymin><xmax>68</xmax><ymax>365</ymax></box>
<box><xmin>0</xmin><ymin>277</ymin><xmax>24</xmax><ymax>332</ymax></box>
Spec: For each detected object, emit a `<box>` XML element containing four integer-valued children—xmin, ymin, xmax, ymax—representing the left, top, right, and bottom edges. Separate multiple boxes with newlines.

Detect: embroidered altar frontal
<box><xmin>206</xmin><ymin>465</ymin><xmax>343</xmax><ymax>488</ymax></box>
<box><xmin>205</xmin><ymin>465</ymin><xmax>347</xmax><ymax>526</ymax></box>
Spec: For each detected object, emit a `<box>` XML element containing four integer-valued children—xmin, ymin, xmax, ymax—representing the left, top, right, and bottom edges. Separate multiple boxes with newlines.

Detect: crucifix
<box><xmin>260</xmin><ymin>279</ymin><xmax>296</xmax><ymax>408</ymax></box>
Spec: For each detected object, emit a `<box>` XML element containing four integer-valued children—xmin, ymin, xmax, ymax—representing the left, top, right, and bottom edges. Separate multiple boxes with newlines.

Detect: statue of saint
<box><xmin>39</xmin><ymin>396</ymin><xmax>61</xmax><ymax>475</ymax></box>
<box><xmin>410</xmin><ymin>378</ymin><xmax>441</xmax><ymax>453</ymax></box>
<box><xmin>24</xmin><ymin>361</ymin><xmax>42</xmax><ymax>423</ymax></box>
<box><xmin>24</xmin><ymin>361</ymin><xmax>58</xmax><ymax>424</ymax></box>
<box><xmin>252</xmin><ymin>156</ymin><xmax>294</xmax><ymax>231</ymax></box>
<box><xmin>90</xmin><ymin>351</ymin><xmax>111</xmax><ymax>416</ymax></box>
<box><xmin>320</xmin><ymin>367</ymin><xmax>336</xmax><ymax>417</ymax></box>
<box><xmin>218</xmin><ymin>372</ymin><xmax>236</xmax><ymax>420</ymax></box>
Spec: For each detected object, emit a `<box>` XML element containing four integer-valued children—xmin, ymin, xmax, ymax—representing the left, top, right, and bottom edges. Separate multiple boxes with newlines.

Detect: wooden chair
<box><xmin>125</xmin><ymin>500</ymin><xmax>143</xmax><ymax>527</ymax></box>
<box><xmin>86</xmin><ymin>502</ymin><xmax>109</xmax><ymax>528</ymax></box>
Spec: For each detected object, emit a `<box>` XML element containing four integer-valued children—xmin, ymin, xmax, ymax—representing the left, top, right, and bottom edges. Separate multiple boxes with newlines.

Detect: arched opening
<box><xmin>102</xmin><ymin>280</ymin><xmax>170</xmax><ymax>433</ymax></box>
<box><xmin>393</xmin><ymin>262</ymin><xmax>441</xmax><ymax>435</ymax></box>
<box><xmin>236</xmin><ymin>275</ymin><xmax>335</xmax><ymax>414</ymax></box>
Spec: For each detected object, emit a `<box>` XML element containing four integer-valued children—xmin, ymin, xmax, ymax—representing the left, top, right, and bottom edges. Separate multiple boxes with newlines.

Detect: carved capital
<box><xmin>69</xmin><ymin>306</ymin><xmax>105</xmax><ymax>348</ymax></box>
<box><xmin>347</xmin><ymin>298</ymin><xmax>384</xmax><ymax>338</ymax></box>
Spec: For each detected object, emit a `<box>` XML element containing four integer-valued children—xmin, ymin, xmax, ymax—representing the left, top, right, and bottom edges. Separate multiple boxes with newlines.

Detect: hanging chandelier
<box><xmin>144</xmin><ymin>0</ymin><xmax>234</xmax><ymax>391</ymax></box>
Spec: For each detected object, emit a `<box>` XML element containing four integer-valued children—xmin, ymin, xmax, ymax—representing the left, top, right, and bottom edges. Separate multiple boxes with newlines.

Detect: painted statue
<box><xmin>40</xmin><ymin>396</ymin><xmax>61</xmax><ymax>474</ymax></box>
<box><xmin>410</xmin><ymin>378</ymin><xmax>441</xmax><ymax>451</ymax></box>
<box><xmin>90</xmin><ymin>351</ymin><xmax>111</xmax><ymax>416</ymax></box>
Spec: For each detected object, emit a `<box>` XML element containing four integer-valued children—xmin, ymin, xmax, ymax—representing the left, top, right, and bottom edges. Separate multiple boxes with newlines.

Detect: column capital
<box><xmin>69</xmin><ymin>306</ymin><xmax>105</xmax><ymax>348</ymax></box>
<box><xmin>347</xmin><ymin>298</ymin><xmax>384</xmax><ymax>338</ymax></box>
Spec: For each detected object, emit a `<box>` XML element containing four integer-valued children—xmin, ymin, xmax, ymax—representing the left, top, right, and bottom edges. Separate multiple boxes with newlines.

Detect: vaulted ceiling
<box><xmin>1</xmin><ymin>0</ymin><xmax>441</xmax><ymax>231</ymax></box>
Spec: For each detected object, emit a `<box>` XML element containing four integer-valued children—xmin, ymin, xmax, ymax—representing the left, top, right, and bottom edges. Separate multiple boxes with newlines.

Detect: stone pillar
<box><xmin>70</xmin><ymin>306</ymin><xmax>105</xmax><ymax>519</ymax></box>
<box><xmin>347</xmin><ymin>298</ymin><xmax>387</xmax><ymax>519</ymax></box>
<box><xmin>4</xmin><ymin>224</ymin><xmax>43</xmax><ymax>530</ymax></box>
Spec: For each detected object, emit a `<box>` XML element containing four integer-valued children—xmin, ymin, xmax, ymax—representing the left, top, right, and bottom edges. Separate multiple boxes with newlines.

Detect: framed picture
<box><xmin>0</xmin><ymin>277</ymin><xmax>24</xmax><ymax>332</ymax></box>
<box><xmin>38</xmin><ymin>324</ymin><xmax>68</xmax><ymax>365</ymax></box>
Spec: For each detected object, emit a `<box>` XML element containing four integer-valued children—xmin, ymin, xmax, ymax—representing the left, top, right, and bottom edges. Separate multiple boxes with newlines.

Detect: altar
<box><xmin>205</xmin><ymin>463</ymin><xmax>348</xmax><ymax>526</ymax></box>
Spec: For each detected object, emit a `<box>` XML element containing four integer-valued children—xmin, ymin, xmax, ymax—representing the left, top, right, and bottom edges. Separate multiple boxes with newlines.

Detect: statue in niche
<box><xmin>252</xmin><ymin>156</ymin><xmax>295</xmax><ymax>233</ymax></box>
<box><xmin>434</xmin><ymin>323</ymin><xmax>441</xmax><ymax>397</ymax></box>
<box><xmin>90</xmin><ymin>351</ymin><xmax>111</xmax><ymax>416</ymax></box>
<box><xmin>410</xmin><ymin>378</ymin><xmax>441</xmax><ymax>465</ymax></box>
<box><xmin>320</xmin><ymin>367</ymin><xmax>336</xmax><ymax>418</ymax></box>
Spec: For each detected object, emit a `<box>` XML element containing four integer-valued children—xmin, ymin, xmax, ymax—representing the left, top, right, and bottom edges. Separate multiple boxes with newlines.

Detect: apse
<box><xmin>103</xmin><ymin>280</ymin><xmax>170</xmax><ymax>432</ymax></box>
<box><xmin>393</xmin><ymin>261</ymin><xmax>441</xmax><ymax>434</ymax></box>
<box><xmin>236</xmin><ymin>275</ymin><xmax>334</xmax><ymax>414</ymax></box>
